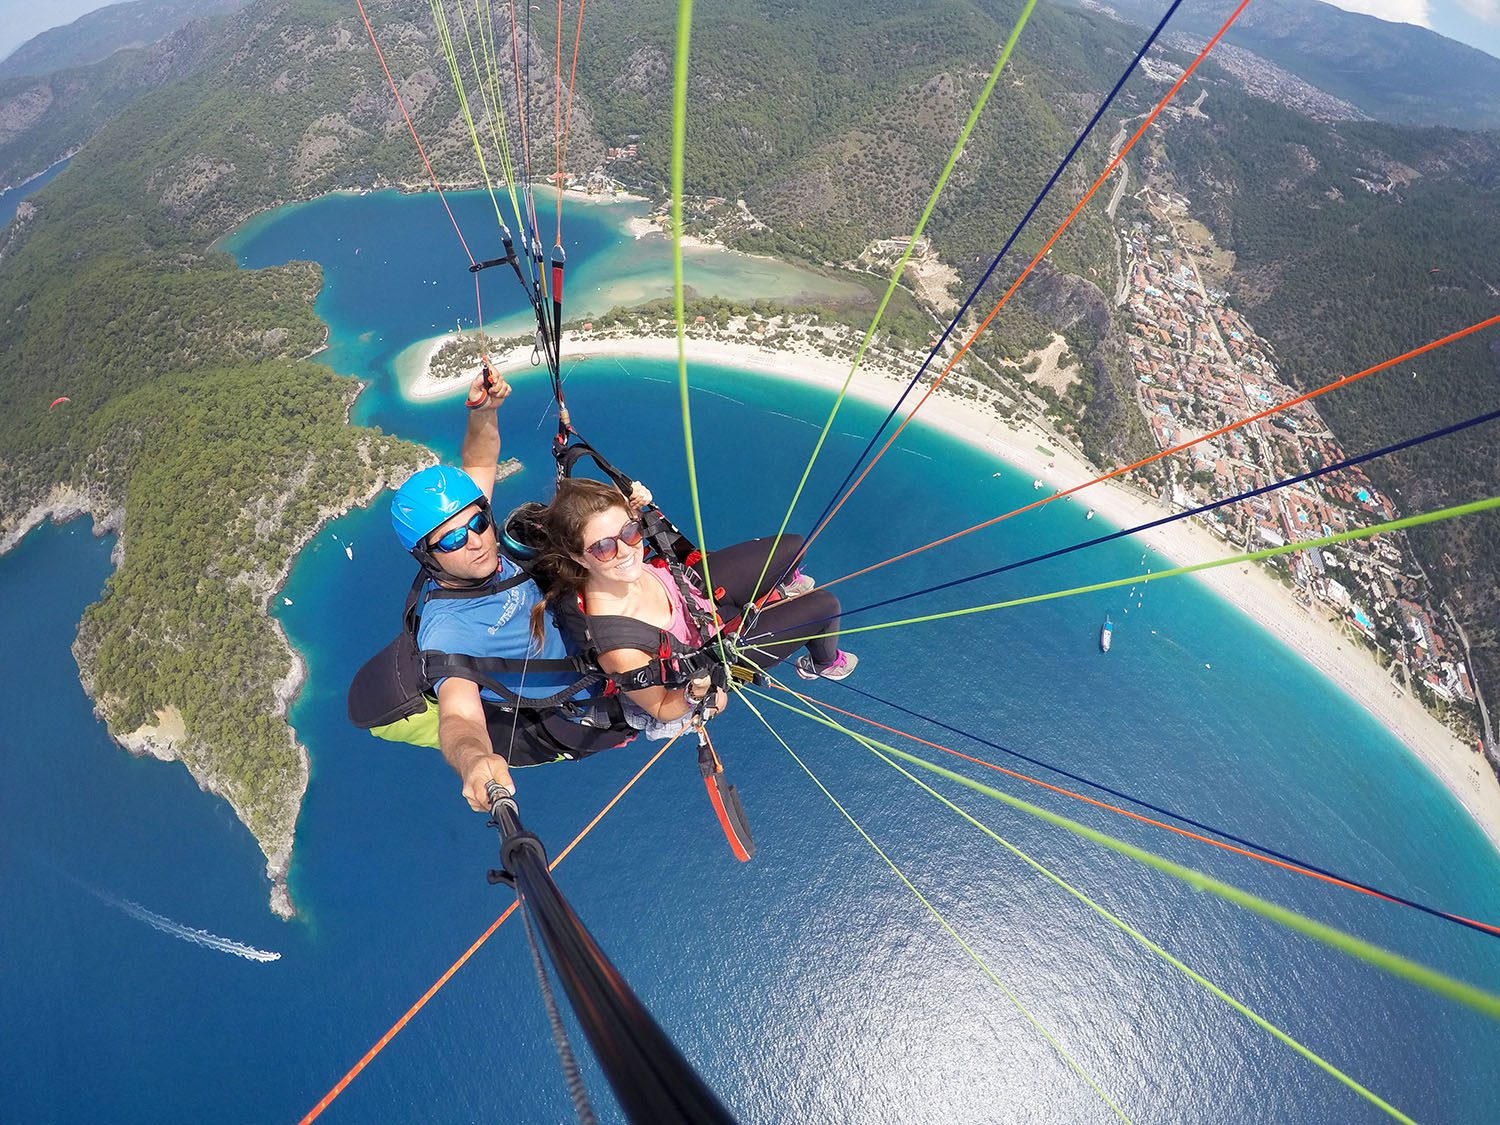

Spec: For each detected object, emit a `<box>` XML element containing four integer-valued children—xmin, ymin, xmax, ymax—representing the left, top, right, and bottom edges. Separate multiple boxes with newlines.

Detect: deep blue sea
<box><xmin>5</xmin><ymin>187</ymin><xmax>1500</xmax><ymax>1123</ymax></box>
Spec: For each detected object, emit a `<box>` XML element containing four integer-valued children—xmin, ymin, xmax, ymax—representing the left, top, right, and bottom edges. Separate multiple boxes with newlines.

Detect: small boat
<box><xmin>1100</xmin><ymin>616</ymin><xmax>1113</xmax><ymax>653</ymax></box>
<box><xmin>1085</xmin><ymin>508</ymin><xmax>1095</xmax><ymax>520</ymax></box>
<box><xmin>1032</xmin><ymin>478</ymin><xmax>1043</xmax><ymax>490</ymax></box>
<box><xmin>345</xmin><ymin>544</ymin><xmax>354</xmax><ymax>561</ymax></box>
<box><xmin>283</xmin><ymin>597</ymin><xmax>293</xmax><ymax>606</ymax></box>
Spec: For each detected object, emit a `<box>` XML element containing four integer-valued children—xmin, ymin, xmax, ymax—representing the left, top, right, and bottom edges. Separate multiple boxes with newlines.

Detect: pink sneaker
<box><xmin>778</xmin><ymin>570</ymin><xmax>816</xmax><ymax>598</ymax></box>
<box><xmin>795</xmin><ymin>650</ymin><xmax>858</xmax><ymax>681</ymax></box>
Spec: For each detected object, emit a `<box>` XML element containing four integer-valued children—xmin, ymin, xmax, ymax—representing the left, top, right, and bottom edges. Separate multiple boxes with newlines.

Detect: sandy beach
<box><xmin>623</xmin><ymin>211</ymin><xmax>718</xmax><ymax>251</ymax></box>
<box><xmin>407</xmin><ymin>330</ymin><xmax>1500</xmax><ymax>853</ymax></box>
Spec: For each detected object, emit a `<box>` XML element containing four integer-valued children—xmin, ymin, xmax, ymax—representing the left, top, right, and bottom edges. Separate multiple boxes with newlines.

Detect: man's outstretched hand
<box><xmin>465</xmin><ymin>364</ymin><xmax>511</xmax><ymax>410</ymax></box>
<box><xmin>460</xmin><ymin>751</ymin><xmax>516</xmax><ymax>812</ymax></box>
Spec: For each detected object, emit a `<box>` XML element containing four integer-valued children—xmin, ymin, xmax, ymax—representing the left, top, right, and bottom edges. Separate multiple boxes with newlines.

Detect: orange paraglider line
<box><xmin>298</xmin><ymin>737</ymin><xmax>677</xmax><ymax>1123</ymax></box>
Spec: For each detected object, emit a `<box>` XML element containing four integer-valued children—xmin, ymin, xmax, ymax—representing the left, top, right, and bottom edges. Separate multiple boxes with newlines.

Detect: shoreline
<box><xmin>407</xmin><ymin>331</ymin><xmax>1500</xmax><ymax>854</ymax></box>
<box><xmin>0</xmin><ymin>418</ymin><xmax>429</xmax><ymax>920</ymax></box>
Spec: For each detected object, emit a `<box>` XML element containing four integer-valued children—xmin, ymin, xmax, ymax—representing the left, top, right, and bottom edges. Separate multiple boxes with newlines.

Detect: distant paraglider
<box><xmin>49</xmin><ymin>396</ymin><xmax>70</xmax><ymax>410</ymax></box>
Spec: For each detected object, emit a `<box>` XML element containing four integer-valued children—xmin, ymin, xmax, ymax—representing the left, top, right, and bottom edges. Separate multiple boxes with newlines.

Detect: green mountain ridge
<box><xmin>0</xmin><ymin>0</ymin><xmax>254</xmax><ymax>81</ymax></box>
<box><xmin>0</xmin><ymin>15</ymin><xmax>237</xmax><ymax>190</ymax></box>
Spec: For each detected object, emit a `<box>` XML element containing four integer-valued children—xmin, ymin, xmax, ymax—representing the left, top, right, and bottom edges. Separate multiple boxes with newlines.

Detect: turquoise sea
<box><xmin>5</xmin><ymin>186</ymin><xmax>1500</xmax><ymax>1123</ymax></box>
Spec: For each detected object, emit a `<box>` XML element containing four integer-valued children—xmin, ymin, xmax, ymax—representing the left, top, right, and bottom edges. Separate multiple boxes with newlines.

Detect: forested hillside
<box><xmin>0</xmin><ymin>0</ymin><xmax>438</xmax><ymax>913</ymax></box>
<box><xmin>0</xmin><ymin>21</ymin><xmax>226</xmax><ymax>189</ymax></box>
<box><xmin>574</xmin><ymin>0</ymin><xmax>1153</xmax><ymax>460</ymax></box>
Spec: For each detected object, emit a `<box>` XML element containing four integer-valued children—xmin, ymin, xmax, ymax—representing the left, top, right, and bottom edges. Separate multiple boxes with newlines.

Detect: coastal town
<box><xmin>1117</xmin><ymin>198</ymin><xmax>1477</xmax><ymax>717</ymax></box>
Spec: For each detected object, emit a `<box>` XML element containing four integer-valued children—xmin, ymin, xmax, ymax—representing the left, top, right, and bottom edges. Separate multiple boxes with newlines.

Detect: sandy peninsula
<box><xmin>406</xmin><ymin>329</ymin><xmax>1500</xmax><ymax>854</ymax></box>
<box><xmin>623</xmin><ymin>211</ymin><xmax>718</xmax><ymax>251</ymax></box>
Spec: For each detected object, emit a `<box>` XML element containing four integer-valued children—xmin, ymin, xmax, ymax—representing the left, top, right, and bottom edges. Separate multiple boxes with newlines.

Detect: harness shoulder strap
<box><xmin>423</xmin><ymin>650</ymin><xmax>605</xmax><ymax>710</ymax></box>
<box><xmin>585</xmin><ymin>613</ymin><xmax>676</xmax><ymax>658</ymax></box>
<box><xmin>402</xmin><ymin>568</ymin><xmax>514</xmax><ymax>634</ymax></box>
<box><xmin>584</xmin><ymin>611</ymin><xmax>717</xmax><ymax>693</ymax></box>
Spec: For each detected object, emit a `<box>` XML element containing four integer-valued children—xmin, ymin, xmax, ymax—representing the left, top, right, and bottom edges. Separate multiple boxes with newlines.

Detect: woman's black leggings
<box><xmin>703</xmin><ymin>534</ymin><xmax>841</xmax><ymax>670</ymax></box>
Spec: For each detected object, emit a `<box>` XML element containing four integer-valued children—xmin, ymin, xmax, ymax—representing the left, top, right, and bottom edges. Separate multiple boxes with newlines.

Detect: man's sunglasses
<box><xmin>430</xmin><ymin>509</ymin><xmax>493</xmax><ymax>553</ymax></box>
<box><xmin>585</xmin><ymin>519</ymin><xmax>644</xmax><ymax>562</ymax></box>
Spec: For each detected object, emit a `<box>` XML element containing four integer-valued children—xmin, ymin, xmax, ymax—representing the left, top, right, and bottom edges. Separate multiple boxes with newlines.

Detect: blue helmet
<box><xmin>390</xmin><ymin>465</ymin><xmax>486</xmax><ymax>552</ymax></box>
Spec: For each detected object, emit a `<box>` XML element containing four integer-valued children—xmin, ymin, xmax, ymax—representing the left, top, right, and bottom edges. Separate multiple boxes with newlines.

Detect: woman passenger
<box><xmin>531</xmin><ymin>478</ymin><xmax>856</xmax><ymax>739</ymax></box>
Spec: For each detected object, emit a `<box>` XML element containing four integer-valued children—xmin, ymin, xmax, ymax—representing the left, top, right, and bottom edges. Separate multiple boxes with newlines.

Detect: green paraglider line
<box><xmin>757</xmin><ymin>494</ymin><xmax>1500</xmax><ymax>645</ymax></box>
<box><xmin>731</xmin><ymin>687</ymin><xmax>1134</xmax><ymax>1123</ymax></box>
<box><xmin>669</xmin><ymin>0</ymin><xmax>720</xmax><ymax>609</ymax></box>
<box><xmin>749</xmin><ymin>680</ymin><xmax>1417</xmax><ymax>1123</ymax></box>
<box><xmin>744</xmin><ymin>685</ymin><xmax>1500</xmax><ymax>1024</ymax></box>
<box><xmin>744</xmin><ymin>0</ymin><xmax>1043</xmax><ymax>618</ymax></box>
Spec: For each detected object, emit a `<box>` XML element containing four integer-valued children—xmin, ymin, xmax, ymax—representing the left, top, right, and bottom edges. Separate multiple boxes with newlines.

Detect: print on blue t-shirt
<box><xmin>417</xmin><ymin>557</ymin><xmax>585</xmax><ymax>702</ymax></box>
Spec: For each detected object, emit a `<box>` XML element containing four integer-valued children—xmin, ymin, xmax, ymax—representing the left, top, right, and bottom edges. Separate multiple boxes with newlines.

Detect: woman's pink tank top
<box><xmin>649</xmin><ymin>565</ymin><xmax>714</xmax><ymax>647</ymax></box>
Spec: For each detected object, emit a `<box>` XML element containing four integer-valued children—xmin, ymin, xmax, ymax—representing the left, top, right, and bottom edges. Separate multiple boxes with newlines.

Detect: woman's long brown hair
<box><xmin>527</xmin><ymin>478</ymin><xmax>634</xmax><ymax>645</ymax></box>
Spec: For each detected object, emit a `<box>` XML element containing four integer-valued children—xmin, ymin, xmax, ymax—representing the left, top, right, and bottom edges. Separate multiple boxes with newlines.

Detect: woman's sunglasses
<box><xmin>430</xmin><ymin>509</ymin><xmax>493</xmax><ymax>553</ymax></box>
<box><xmin>585</xmin><ymin>519</ymin><xmax>644</xmax><ymax>562</ymax></box>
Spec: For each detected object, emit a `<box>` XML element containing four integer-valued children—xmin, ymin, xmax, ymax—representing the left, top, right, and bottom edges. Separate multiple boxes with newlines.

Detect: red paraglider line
<box><xmin>354</xmin><ymin>0</ymin><xmax>493</xmax><ymax>362</ymax></box>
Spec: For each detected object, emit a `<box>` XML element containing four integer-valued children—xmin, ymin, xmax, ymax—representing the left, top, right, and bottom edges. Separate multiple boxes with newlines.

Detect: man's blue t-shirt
<box><xmin>416</xmin><ymin>557</ymin><xmax>584</xmax><ymax>703</ymax></box>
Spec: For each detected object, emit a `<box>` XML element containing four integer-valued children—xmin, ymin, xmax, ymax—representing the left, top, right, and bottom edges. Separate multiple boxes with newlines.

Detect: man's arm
<box><xmin>459</xmin><ymin>365</ymin><xmax>511</xmax><ymax>497</ymax></box>
<box><xmin>436</xmin><ymin>676</ymin><xmax>516</xmax><ymax>808</ymax></box>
